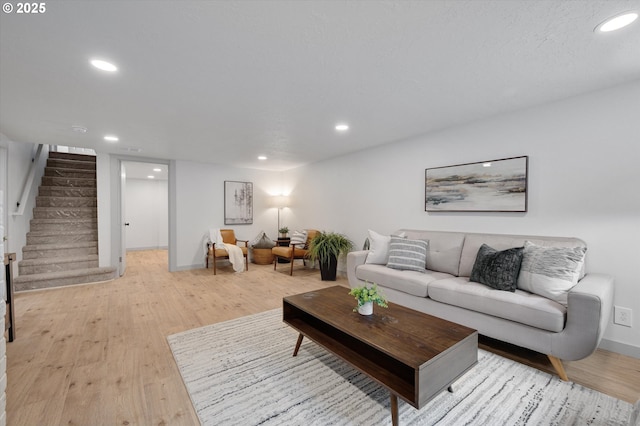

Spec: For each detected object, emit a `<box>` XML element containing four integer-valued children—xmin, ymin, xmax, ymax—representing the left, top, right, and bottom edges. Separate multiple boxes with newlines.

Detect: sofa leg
<box><xmin>289</xmin><ymin>257</ymin><xmax>294</xmax><ymax>276</ymax></box>
<box><xmin>548</xmin><ymin>355</ymin><xmax>569</xmax><ymax>381</ymax></box>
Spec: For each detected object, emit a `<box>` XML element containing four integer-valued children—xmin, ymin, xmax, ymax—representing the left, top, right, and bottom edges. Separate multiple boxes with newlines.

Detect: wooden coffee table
<box><xmin>283</xmin><ymin>286</ymin><xmax>478</xmax><ymax>425</ymax></box>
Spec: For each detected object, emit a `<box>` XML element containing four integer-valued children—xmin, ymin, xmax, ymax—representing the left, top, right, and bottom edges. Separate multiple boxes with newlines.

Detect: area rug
<box><xmin>168</xmin><ymin>309</ymin><xmax>632</xmax><ymax>425</ymax></box>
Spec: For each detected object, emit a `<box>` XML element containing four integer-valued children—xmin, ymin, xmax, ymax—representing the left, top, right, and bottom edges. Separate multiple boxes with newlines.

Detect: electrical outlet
<box><xmin>614</xmin><ymin>306</ymin><xmax>632</xmax><ymax>327</ymax></box>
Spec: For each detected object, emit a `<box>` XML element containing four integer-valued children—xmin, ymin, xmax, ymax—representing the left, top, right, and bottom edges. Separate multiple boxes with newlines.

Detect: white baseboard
<box><xmin>599</xmin><ymin>338</ymin><xmax>640</xmax><ymax>359</ymax></box>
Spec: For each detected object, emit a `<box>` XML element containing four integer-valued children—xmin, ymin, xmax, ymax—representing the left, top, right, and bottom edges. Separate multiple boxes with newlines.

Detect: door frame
<box><xmin>109</xmin><ymin>155</ymin><xmax>176</xmax><ymax>275</ymax></box>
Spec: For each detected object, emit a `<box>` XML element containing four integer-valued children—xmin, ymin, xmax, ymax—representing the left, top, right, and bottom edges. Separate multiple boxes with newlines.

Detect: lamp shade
<box><xmin>271</xmin><ymin>195</ymin><xmax>290</xmax><ymax>208</ymax></box>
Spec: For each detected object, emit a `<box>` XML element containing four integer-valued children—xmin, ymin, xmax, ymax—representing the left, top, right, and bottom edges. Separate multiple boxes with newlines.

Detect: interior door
<box><xmin>120</xmin><ymin>161</ymin><xmax>127</xmax><ymax>276</ymax></box>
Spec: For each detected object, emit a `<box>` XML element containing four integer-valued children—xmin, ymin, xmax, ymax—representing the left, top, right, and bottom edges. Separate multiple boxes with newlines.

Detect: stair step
<box><xmin>47</xmin><ymin>158</ymin><xmax>96</xmax><ymax>170</ymax></box>
<box><xmin>18</xmin><ymin>254</ymin><xmax>99</xmax><ymax>275</ymax></box>
<box><xmin>39</xmin><ymin>186</ymin><xmax>97</xmax><ymax>197</ymax></box>
<box><xmin>41</xmin><ymin>176</ymin><xmax>96</xmax><ymax>188</ymax></box>
<box><xmin>30</xmin><ymin>218</ymin><xmax>97</xmax><ymax>232</ymax></box>
<box><xmin>44</xmin><ymin>167</ymin><xmax>96</xmax><ymax>179</ymax></box>
<box><xmin>49</xmin><ymin>152</ymin><xmax>96</xmax><ymax>162</ymax></box>
<box><xmin>22</xmin><ymin>241</ymin><xmax>98</xmax><ymax>259</ymax></box>
<box><xmin>36</xmin><ymin>196</ymin><xmax>97</xmax><ymax>208</ymax></box>
<box><xmin>27</xmin><ymin>229</ymin><xmax>98</xmax><ymax>245</ymax></box>
<box><xmin>13</xmin><ymin>267</ymin><xmax>117</xmax><ymax>291</ymax></box>
<box><xmin>33</xmin><ymin>207</ymin><xmax>97</xmax><ymax>219</ymax></box>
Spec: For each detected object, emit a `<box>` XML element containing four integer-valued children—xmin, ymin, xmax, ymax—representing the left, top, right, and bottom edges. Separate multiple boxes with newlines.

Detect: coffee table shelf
<box><xmin>285</xmin><ymin>313</ymin><xmax>416</xmax><ymax>402</ymax></box>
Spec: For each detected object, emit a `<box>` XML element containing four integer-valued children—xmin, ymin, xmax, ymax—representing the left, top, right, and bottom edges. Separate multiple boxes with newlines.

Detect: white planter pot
<box><xmin>358</xmin><ymin>301</ymin><xmax>373</xmax><ymax>315</ymax></box>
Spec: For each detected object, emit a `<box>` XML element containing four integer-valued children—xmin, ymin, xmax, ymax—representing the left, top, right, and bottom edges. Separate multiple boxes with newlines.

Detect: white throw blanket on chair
<box><xmin>209</xmin><ymin>228</ymin><xmax>245</xmax><ymax>273</ymax></box>
<box><xmin>223</xmin><ymin>243</ymin><xmax>245</xmax><ymax>273</ymax></box>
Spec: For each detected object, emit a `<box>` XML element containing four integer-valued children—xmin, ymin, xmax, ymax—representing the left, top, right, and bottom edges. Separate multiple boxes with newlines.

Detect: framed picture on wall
<box><xmin>224</xmin><ymin>181</ymin><xmax>253</xmax><ymax>224</ymax></box>
<box><xmin>425</xmin><ymin>156</ymin><xmax>528</xmax><ymax>212</ymax></box>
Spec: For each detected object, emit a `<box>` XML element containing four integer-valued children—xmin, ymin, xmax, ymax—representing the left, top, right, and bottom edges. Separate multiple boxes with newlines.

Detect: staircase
<box><xmin>13</xmin><ymin>152</ymin><xmax>117</xmax><ymax>291</ymax></box>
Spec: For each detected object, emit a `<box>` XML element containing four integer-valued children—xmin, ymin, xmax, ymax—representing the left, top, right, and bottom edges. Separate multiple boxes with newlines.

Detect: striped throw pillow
<box><xmin>386</xmin><ymin>237</ymin><xmax>428</xmax><ymax>272</ymax></box>
<box><xmin>290</xmin><ymin>230</ymin><xmax>308</xmax><ymax>246</ymax></box>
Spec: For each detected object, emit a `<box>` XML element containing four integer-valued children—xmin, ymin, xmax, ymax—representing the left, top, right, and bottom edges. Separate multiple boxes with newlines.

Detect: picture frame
<box><xmin>425</xmin><ymin>156</ymin><xmax>528</xmax><ymax>212</ymax></box>
<box><xmin>224</xmin><ymin>181</ymin><xmax>253</xmax><ymax>224</ymax></box>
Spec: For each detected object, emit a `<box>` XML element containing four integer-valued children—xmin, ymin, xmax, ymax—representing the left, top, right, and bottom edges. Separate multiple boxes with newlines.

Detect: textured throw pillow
<box><xmin>290</xmin><ymin>230</ymin><xmax>308</xmax><ymax>246</ymax></box>
<box><xmin>469</xmin><ymin>244</ymin><xmax>524</xmax><ymax>292</ymax></box>
<box><xmin>365</xmin><ymin>229</ymin><xmax>391</xmax><ymax>264</ymax></box>
<box><xmin>386</xmin><ymin>237</ymin><xmax>428</xmax><ymax>272</ymax></box>
<box><xmin>517</xmin><ymin>241</ymin><xmax>587</xmax><ymax>305</ymax></box>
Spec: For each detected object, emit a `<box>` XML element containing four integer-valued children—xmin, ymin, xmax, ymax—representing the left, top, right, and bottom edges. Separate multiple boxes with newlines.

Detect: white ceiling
<box><xmin>1</xmin><ymin>1</ymin><xmax>639</xmax><ymax>171</ymax></box>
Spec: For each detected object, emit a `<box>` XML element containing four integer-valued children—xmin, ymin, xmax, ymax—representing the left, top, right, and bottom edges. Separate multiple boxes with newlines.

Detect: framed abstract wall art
<box><xmin>425</xmin><ymin>156</ymin><xmax>528</xmax><ymax>212</ymax></box>
<box><xmin>224</xmin><ymin>181</ymin><xmax>253</xmax><ymax>224</ymax></box>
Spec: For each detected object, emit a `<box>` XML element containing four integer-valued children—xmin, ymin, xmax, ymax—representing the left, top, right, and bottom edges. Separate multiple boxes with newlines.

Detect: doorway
<box><xmin>114</xmin><ymin>158</ymin><xmax>171</xmax><ymax>276</ymax></box>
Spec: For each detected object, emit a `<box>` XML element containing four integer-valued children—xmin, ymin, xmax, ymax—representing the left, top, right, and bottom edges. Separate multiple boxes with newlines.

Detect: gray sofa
<box><xmin>347</xmin><ymin>229</ymin><xmax>614</xmax><ymax>381</ymax></box>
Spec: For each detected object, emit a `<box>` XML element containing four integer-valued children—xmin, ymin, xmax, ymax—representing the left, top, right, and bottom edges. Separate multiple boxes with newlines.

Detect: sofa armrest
<box><xmin>347</xmin><ymin>251</ymin><xmax>369</xmax><ymax>288</ymax></box>
<box><xmin>553</xmin><ymin>273</ymin><xmax>614</xmax><ymax>360</ymax></box>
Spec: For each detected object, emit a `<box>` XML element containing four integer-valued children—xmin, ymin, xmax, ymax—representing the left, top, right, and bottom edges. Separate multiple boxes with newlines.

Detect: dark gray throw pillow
<box><xmin>470</xmin><ymin>244</ymin><xmax>524</xmax><ymax>292</ymax></box>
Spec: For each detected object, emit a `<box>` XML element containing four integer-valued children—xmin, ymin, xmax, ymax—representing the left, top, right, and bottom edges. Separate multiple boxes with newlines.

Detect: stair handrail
<box><xmin>11</xmin><ymin>144</ymin><xmax>44</xmax><ymax>216</ymax></box>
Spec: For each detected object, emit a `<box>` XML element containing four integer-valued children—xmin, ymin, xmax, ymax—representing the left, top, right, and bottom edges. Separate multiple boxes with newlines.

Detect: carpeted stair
<box><xmin>13</xmin><ymin>152</ymin><xmax>117</xmax><ymax>291</ymax></box>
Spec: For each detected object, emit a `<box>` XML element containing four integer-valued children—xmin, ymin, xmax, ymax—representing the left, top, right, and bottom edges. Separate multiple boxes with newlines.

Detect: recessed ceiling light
<box><xmin>595</xmin><ymin>11</ymin><xmax>638</xmax><ymax>32</ymax></box>
<box><xmin>147</xmin><ymin>175</ymin><xmax>155</xmax><ymax>179</ymax></box>
<box><xmin>90</xmin><ymin>59</ymin><xmax>118</xmax><ymax>72</ymax></box>
<box><xmin>104</xmin><ymin>135</ymin><xmax>119</xmax><ymax>142</ymax></box>
<box><xmin>71</xmin><ymin>125</ymin><xmax>87</xmax><ymax>133</ymax></box>
<box><xmin>483</xmin><ymin>163</ymin><xmax>492</xmax><ymax>168</ymax></box>
<box><xmin>335</xmin><ymin>123</ymin><xmax>349</xmax><ymax>132</ymax></box>
<box><xmin>153</xmin><ymin>168</ymin><xmax>161</xmax><ymax>172</ymax></box>
<box><xmin>258</xmin><ymin>156</ymin><xmax>267</xmax><ymax>160</ymax></box>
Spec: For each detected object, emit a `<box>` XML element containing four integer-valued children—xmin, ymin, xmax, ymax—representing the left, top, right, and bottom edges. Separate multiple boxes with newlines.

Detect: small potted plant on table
<box><xmin>349</xmin><ymin>283</ymin><xmax>388</xmax><ymax>315</ymax></box>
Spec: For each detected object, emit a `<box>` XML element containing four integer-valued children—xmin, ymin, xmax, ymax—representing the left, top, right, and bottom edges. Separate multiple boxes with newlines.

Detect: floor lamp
<box><xmin>272</xmin><ymin>195</ymin><xmax>290</xmax><ymax>237</ymax></box>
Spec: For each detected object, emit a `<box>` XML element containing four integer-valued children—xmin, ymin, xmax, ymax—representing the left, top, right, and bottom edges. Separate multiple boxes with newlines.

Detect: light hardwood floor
<box><xmin>6</xmin><ymin>250</ymin><xmax>640</xmax><ymax>425</ymax></box>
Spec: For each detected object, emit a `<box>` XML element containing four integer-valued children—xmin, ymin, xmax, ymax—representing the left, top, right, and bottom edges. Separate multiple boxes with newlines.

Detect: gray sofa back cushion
<box><xmin>398</xmin><ymin>230</ymin><xmax>466</xmax><ymax>276</ymax></box>
<box><xmin>459</xmin><ymin>233</ymin><xmax>587</xmax><ymax>278</ymax></box>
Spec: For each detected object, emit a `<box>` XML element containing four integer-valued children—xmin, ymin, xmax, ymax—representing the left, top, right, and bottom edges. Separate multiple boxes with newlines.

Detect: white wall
<box><xmin>2</xmin><ymin>138</ymin><xmax>47</xmax><ymax>271</ymax></box>
<box><xmin>124</xmin><ymin>178</ymin><xmax>168</xmax><ymax>250</ymax></box>
<box><xmin>96</xmin><ymin>153</ymin><xmax>111</xmax><ymax>268</ymax></box>
<box><xmin>288</xmin><ymin>80</ymin><xmax>640</xmax><ymax>355</ymax></box>
<box><xmin>173</xmin><ymin>160</ymin><xmax>284</xmax><ymax>270</ymax></box>
<box><xmin>0</xmin><ymin>189</ymin><xmax>6</xmax><ymax>426</ymax></box>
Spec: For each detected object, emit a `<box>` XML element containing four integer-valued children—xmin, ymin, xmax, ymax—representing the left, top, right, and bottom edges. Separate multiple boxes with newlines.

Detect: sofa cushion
<box><xmin>355</xmin><ymin>264</ymin><xmax>452</xmax><ymax>298</ymax></box>
<box><xmin>387</xmin><ymin>237</ymin><xmax>428</xmax><ymax>272</ymax></box>
<box><xmin>517</xmin><ymin>241</ymin><xmax>587</xmax><ymax>306</ymax></box>
<box><xmin>429</xmin><ymin>277</ymin><xmax>566</xmax><ymax>332</ymax></box>
<box><xmin>459</xmin><ymin>233</ymin><xmax>587</xmax><ymax>278</ymax></box>
<box><xmin>470</xmin><ymin>244</ymin><xmax>524</xmax><ymax>292</ymax></box>
<box><xmin>400</xmin><ymin>230</ymin><xmax>465</xmax><ymax>275</ymax></box>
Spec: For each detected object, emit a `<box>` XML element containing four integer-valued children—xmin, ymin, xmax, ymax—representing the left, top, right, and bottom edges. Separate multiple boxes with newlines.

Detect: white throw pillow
<box><xmin>365</xmin><ymin>230</ymin><xmax>407</xmax><ymax>265</ymax></box>
<box><xmin>365</xmin><ymin>230</ymin><xmax>391</xmax><ymax>264</ymax></box>
<box><xmin>290</xmin><ymin>230</ymin><xmax>308</xmax><ymax>246</ymax></box>
<box><xmin>517</xmin><ymin>240</ymin><xmax>587</xmax><ymax>306</ymax></box>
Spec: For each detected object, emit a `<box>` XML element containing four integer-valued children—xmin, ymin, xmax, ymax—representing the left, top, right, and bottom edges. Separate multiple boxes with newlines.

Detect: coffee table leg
<box><xmin>293</xmin><ymin>333</ymin><xmax>304</xmax><ymax>356</ymax></box>
<box><xmin>390</xmin><ymin>394</ymin><xmax>399</xmax><ymax>426</ymax></box>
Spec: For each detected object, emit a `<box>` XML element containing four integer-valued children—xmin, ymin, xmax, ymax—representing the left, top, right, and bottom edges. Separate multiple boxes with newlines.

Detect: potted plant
<box><xmin>349</xmin><ymin>283</ymin><xmax>388</xmax><ymax>315</ymax></box>
<box><xmin>307</xmin><ymin>231</ymin><xmax>353</xmax><ymax>281</ymax></box>
<box><xmin>278</xmin><ymin>227</ymin><xmax>289</xmax><ymax>238</ymax></box>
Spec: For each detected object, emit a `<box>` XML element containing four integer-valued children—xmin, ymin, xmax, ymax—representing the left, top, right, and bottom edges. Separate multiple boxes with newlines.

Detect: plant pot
<box><xmin>319</xmin><ymin>254</ymin><xmax>338</xmax><ymax>281</ymax></box>
<box><xmin>358</xmin><ymin>301</ymin><xmax>373</xmax><ymax>315</ymax></box>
